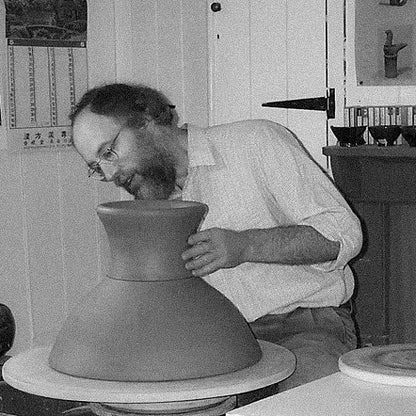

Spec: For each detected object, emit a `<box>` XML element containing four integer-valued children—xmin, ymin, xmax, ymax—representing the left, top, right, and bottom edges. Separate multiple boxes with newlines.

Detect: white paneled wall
<box><xmin>115</xmin><ymin>0</ymin><xmax>209</xmax><ymax>127</ymax></box>
<box><xmin>1</xmin><ymin>0</ymin><xmax>209</xmax><ymax>354</ymax></box>
<box><xmin>208</xmin><ymin>0</ymin><xmax>329</xmax><ymax>167</ymax></box>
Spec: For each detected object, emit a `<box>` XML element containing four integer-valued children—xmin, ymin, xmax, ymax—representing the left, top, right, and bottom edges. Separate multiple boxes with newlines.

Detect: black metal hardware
<box><xmin>211</xmin><ymin>2</ymin><xmax>222</xmax><ymax>12</ymax></box>
<box><xmin>262</xmin><ymin>88</ymin><xmax>335</xmax><ymax>119</ymax></box>
<box><xmin>379</xmin><ymin>0</ymin><xmax>408</xmax><ymax>5</ymax></box>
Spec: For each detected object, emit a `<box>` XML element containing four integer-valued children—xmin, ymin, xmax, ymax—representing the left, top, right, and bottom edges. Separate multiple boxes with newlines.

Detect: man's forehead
<box><xmin>72</xmin><ymin>109</ymin><xmax>120</xmax><ymax>162</ymax></box>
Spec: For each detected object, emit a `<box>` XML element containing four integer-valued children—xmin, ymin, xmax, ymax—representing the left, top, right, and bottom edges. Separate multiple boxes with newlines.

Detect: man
<box><xmin>71</xmin><ymin>83</ymin><xmax>363</xmax><ymax>396</ymax></box>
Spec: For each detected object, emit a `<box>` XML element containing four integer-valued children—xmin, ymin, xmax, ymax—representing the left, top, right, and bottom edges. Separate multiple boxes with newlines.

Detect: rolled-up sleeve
<box><xmin>300</xmin><ymin>209</ymin><xmax>363</xmax><ymax>272</ymax></box>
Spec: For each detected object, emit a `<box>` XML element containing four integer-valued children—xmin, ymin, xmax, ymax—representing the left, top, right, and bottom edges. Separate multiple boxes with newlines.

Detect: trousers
<box><xmin>237</xmin><ymin>303</ymin><xmax>357</xmax><ymax>406</ymax></box>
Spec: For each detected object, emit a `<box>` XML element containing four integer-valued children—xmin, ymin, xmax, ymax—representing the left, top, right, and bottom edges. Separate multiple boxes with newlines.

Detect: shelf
<box><xmin>323</xmin><ymin>145</ymin><xmax>416</xmax><ymax>203</ymax></box>
<box><xmin>323</xmin><ymin>145</ymin><xmax>416</xmax><ymax>159</ymax></box>
<box><xmin>324</xmin><ymin>144</ymin><xmax>416</xmax><ymax>346</ymax></box>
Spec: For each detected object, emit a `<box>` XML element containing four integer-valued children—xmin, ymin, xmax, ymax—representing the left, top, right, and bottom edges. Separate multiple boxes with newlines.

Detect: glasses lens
<box><xmin>88</xmin><ymin>164</ymin><xmax>105</xmax><ymax>181</ymax></box>
<box><xmin>102</xmin><ymin>148</ymin><xmax>118</xmax><ymax>162</ymax></box>
<box><xmin>88</xmin><ymin>145</ymin><xmax>119</xmax><ymax>181</ymax></box>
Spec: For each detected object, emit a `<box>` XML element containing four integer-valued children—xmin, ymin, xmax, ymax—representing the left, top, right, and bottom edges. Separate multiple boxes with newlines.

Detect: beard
<box><xmin>120</xmin><ymin>152</ymin><xmax>177</xmax><ymax>200</ymax></box>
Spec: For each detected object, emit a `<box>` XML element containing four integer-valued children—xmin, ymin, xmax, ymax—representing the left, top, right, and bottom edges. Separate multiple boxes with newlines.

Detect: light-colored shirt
<box><xmin>181</xmin><ymin>120</ymin><xmax>363</xmax><ymax>322</ymax></box>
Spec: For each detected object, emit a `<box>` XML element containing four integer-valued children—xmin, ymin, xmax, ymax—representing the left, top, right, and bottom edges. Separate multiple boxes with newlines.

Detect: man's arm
<box><xmin>182</xmin><ymin>225</ymin><xmax>340</xmax><ymax>278</ymax></box>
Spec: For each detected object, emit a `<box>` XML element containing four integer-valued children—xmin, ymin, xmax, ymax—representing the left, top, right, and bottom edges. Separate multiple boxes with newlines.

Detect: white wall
<box><xmin>208</xmin><ymin>0</ymin><xmax>329</xmax><ymax>167</ymax></box>
<box><xmin>1</xmin><ymin>0</ymin><xmax>209</xmax><ymax>354</ymax></box>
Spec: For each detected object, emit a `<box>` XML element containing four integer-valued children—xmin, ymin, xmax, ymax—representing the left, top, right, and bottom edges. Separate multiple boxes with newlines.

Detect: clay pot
<box><xmin>49</xmin><ymin>200</ymin><xmax>262</xmax><ymax>381</ymax></box>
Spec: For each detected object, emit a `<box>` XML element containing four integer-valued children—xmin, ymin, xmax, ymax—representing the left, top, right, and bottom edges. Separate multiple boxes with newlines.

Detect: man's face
<box><xmin>72</xmin><ymin>109</ymin><xmax>177</xmax><ymax>199</ymax></box>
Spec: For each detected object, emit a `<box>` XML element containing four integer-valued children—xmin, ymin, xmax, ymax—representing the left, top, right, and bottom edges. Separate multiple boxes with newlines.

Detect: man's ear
<box><xmin>142</xmin><ymin>117</ymin><xmax>158</xmax><ymax>134</ymax></box>
<box><xmin>144</xmin><ymin>104</ymin><xmax>175</xmax><ymax>126</ymax></box>
<box><xmin>143</xmin><ymin>110</ymin><xmax>155</xmax><ymax>124</ymax></box>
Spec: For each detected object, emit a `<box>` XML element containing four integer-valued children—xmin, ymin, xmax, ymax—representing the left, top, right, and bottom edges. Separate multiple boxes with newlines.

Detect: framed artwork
<box><xmin>345</xmin><ymin>0</ymin><xmax>416</xmax><ymax>106</ymax></box>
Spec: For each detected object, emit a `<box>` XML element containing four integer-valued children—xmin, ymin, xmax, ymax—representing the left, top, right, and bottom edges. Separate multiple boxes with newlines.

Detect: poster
<box><xmin>3</xmin><ymin>0</ymin><xmax>88</xmax><ymax>150</ymax></box>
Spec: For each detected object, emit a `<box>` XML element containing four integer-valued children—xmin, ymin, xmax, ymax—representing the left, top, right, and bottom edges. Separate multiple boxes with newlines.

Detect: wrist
<box><xmin>238</xmin><ymin>229</ymin><xmax>257</xmax><ymax>263</ymax></box>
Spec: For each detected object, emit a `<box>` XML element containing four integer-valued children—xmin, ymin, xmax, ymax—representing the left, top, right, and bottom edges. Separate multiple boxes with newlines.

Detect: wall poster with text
<box><xmin>3</xmin><ymin>0</ymin><xmax>88</xmax><ymax>151</ymax></box>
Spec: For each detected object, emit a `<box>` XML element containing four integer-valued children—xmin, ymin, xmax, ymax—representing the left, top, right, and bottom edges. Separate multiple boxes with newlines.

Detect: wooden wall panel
<box><xmin>130</xmin><ymin>0</ymin><xmax>158</xmax><ymax>87</ymax></box>
<box><xmin>207</xmin><ymin>0</ymin><xmax>329</xmax><ymax>167</ymax></box>
<box><xmin>286</xmin><ymin>0</ymin><xmax>327</xmax><ymax>167</ymax></box>
<box><xmin>389</xmin><ymin>204</ymin><xmax>416</xmax><ymax>343</ymax></box>
<box><xmin>327</xmin><ymin>1</ymin><xmax>347</xmax><ymax>143</ymax></box>
<box><xmin>208</xmin><ymin>0</ymin><xmax>251</xmax><ymax>125</ymax></box>
<box><xmin>250</xmin><ymin>0</ymin><xmax>288</xmax><ymax>125</ymax></box>
<box><xmin>155</xmin><ymin>0</ymin><xmax>187</xmax><ymax>121</ymax></box>
<box><xmin>182</xmin><ymin>0</ymin><xmax>209</xmax><ymax>126</ymax></box>
<box><xmin>87</xmin><ymin>0</ymin><xmax>117</xmax><ymax>86</ymax></box>
<box><xmin>114</xmin><ymin>0</ymin><xmax>133</xmax><ymax>83</ymax></box>
<box><xmin>0</xmin><ymin>153</ymin><xmax>32</xmax><ymax>353</ymax></box>
<box><xmin>21</xmin><ymin>152</ymin><xmax>66</xmax><ymax>346</ymax></box>
<box><xmin>58</xmin><ymin>150</ymin><xmax>101</xmax><ymax>315</ymax></box>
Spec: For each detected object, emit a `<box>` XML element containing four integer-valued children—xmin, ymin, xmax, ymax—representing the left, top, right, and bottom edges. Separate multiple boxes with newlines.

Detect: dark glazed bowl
<box><xmin>401</xmin><ymin>126</ymin><xmax>416</xmax><ymax>147</ymax></box>
<box><xmin>330</xmin><ymin>126</ymin><xmax>366</xmax><ymax>147</ymax></box>
<box><xmin>369</xmin><ymin>125</ymin><xmax>401</xmax><ymax>146</ymax></box>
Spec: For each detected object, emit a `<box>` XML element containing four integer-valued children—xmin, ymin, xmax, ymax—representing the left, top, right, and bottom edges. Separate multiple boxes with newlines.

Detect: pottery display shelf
<box><xmin>323</xmin><ymin>144</ymin><xmax>416</xmax><ymax>346</ymax></box>
<box><xmin>322</xmin><ymin>144</ymin><xmax>416</xmax><ymax>204</ymax></box>
<box><xmin>2</xmin><ymin>200</ymin><xmax>295</xmax><ymax>416</ymax></box>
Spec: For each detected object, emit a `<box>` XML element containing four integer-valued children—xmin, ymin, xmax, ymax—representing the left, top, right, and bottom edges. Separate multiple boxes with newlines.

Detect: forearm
<box><xmin>241</xmin><ymin>225</ymin><xmax>340</xmax><ymax>265</ymax></box>
<box><xmin>182</xmin><ymin>224</ymin><xmax>341</xmax><ymax>277</ymax></box>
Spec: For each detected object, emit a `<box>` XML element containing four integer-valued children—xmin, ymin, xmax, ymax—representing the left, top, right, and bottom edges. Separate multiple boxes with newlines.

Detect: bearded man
<box><xmin>71</xmin><ymin>83</ymin><xmax>362</xmax><ymax>399</ymax></box>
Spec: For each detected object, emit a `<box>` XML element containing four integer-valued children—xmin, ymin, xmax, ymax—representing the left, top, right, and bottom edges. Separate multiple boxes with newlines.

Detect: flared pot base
<box><xmin>49</xmin><ymin>277</ymin><xmax>262</xmax><ymax>381</ymax></box>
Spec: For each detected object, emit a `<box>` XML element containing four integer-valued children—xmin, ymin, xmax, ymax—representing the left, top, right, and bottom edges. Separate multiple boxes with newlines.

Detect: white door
<box><xmin>208</xmin><ymin>0</ymin><xmax>338</xmax><ymax>168</ymax></box>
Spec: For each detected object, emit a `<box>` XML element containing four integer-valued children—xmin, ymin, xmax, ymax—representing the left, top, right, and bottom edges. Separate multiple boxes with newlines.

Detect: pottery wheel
<box><xmin>339</xmin><ymin>343</ymin><xmax>416</xmax><ymax>386</ymax></box>
<box><xmin>2</xmin><ymin>340</ymin><xmax>295</xmax><ymax>403</ymax></box>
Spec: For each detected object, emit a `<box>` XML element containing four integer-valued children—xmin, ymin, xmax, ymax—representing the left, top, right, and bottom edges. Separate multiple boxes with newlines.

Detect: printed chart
<box><xmin>3</xmin><ymin>0</ymin><xmax>88</xmax><ymax>151</ymax></box>
<box><xmin>7</xmin><ymin>40</ymin><xmax>87</xmax><ymax>150</ymax></box>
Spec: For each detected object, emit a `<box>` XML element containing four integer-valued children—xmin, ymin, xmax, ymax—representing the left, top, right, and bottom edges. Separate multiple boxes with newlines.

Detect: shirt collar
<box><xmin>187</xmin><ymin>125</ymin><xmax>216</xmax><ymax>167</ymax></box>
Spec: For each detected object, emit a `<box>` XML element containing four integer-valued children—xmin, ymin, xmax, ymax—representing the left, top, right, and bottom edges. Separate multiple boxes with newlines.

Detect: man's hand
<box><xmin>182</xmin><ymin>228</ymin><xmax>248</xmax><ymax>277</ymax></box>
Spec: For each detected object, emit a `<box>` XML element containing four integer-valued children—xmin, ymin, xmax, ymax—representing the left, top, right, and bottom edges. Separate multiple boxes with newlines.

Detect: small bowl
<box><xmin>401</xmin><ymin>126</ymin><xmax>416</xmax><ymax>147</ymax></box>
<box><xmin>368</xmin><ymin>125</ymin><xmax>401</xmax><ymax>146</ymax></box>
<box><xmin>330</xmin><ymin>126</ymin><xmax>367</xmax><ymax>147</ymax></box>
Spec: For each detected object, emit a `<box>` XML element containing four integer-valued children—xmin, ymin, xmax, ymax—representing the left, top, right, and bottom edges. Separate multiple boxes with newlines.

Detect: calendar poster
<box><xmin>4</xmin><ymin>0</ymin><xmax>88</xmax><ymax>151</ymax></box>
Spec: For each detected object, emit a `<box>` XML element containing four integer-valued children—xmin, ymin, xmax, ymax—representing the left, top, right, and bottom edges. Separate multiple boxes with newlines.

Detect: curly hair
<box><xmin>69</xmin><ymin>83</ymin><xmax>175</xmax><ymax>127</ymax></box>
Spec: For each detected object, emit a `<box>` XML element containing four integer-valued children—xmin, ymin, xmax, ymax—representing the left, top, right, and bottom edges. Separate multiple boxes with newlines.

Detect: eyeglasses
<box><xmin>88</xmin><ymin>129</ymin><xmax>122</xmax><ymax>181</ymax></box>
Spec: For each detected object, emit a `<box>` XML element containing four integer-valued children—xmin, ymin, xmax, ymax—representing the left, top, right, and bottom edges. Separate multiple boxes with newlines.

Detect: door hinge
<box><xmin>262</xmin><ymin>88</ymin><xmax>335</xmax><ymax>119</ymax></box>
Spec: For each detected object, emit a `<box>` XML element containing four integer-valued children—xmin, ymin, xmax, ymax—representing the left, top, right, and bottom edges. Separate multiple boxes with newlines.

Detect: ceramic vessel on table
<box><xmin>49</xmin><ymin>200</ymin><xmax>262</xmax><ymax>382</ymax></box>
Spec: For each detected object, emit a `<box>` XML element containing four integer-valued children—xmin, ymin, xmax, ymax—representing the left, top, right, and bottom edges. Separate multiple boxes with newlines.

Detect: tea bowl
<box><xmin>330</xmin><ymin>126</ymin><xmax>366</xmax><ymax>147</ymax></box>
<box><xmin>368</xmin><ymin>125</ymin><xmax>401</xmax><ymax>146</ymax></box>
<box><xmin>401</xmin><ymin>126</ymin><xmax>416</xmax><ymax>147</ymax></box>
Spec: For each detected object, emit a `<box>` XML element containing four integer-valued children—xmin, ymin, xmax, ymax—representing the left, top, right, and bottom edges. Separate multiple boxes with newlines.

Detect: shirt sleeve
<box><xmin>251</xmin><ymin>122</ymin><xmax>363</xmax><ymax>272</ymax></box>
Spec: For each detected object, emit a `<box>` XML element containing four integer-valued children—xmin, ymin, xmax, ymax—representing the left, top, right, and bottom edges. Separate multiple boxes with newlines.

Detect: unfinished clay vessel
<box><xmin>49</xmin><ymin>200</ymin><xmax>262</xmax><ymax>381</ymax></box>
